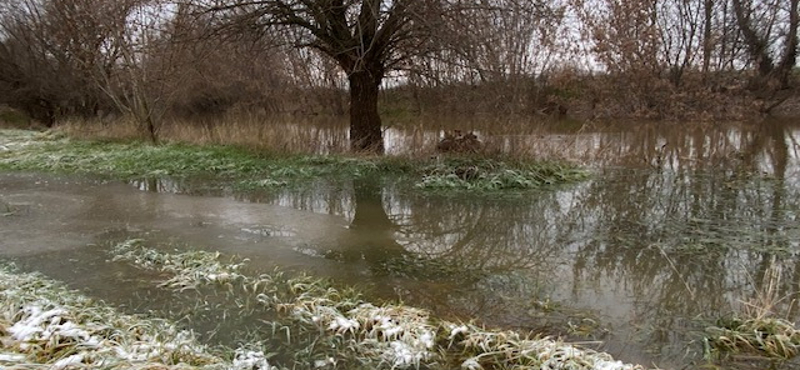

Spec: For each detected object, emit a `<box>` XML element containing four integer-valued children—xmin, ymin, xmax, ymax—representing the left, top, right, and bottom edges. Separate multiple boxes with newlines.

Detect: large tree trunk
<box><xmin>778</xmin><ymin>0</ymin><xmax>799</xmax><ymax>86</ymax></box>
<box><xmin>702</xmin><ymin>0</ymin><xmax>713</xmax><ymax>75</ymax></box>
<box><xmin>731</xmin><ymin>0</ymin><xmax>774</xmax><ymax>78</ymax></box>
<box><xmin>348</xmin><ymin>69</ymin><xmax>384</xmax><ymax>153</ymax></box>
<box><xmin>731</xmin><ymin>0</ymin><xmax>798</xmax><ymax>89</ymax></box>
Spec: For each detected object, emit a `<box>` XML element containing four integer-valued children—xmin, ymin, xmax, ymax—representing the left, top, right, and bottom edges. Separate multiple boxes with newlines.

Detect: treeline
<box><xmin>388</xmin><ymin>0</ymin><xmax>799</xmax><ymax>121</ymax></box>
<box><xmin>0</xmin><ymin>0</ymin><xmax>797</xmax><ymax>137</ymax></box>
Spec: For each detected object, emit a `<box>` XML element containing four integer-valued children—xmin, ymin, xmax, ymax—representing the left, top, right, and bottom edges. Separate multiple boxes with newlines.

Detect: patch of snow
<box><xmin>594</xmin><ymin>359</ymin><xmax>633</xmax><ymax>370</ymax></box>
<box><xmin>232</xmin><ymin>349</ymin><xmax>273</xmax><ymax>370</ymax></box>
<box><xmin>449</xmin><ymin>325</ymin><xmax>470</xmax><ymax>339</ymax></box>
<box><xmin>386</xmin><ymin>341</ymin><xmax>429</xmax><ymax>368</ymax></box>
<box><xmin>52</xmin><ymin>353</ymin><xmax>84</xmax><ymax>369</ymax></box>
<box><xmin>312</xmin><ymin>357</ymin><xmax>336</xmax><ymax>368</ymax></box>
<box><xmin>0</xmin><ymin>353</ymin><xmax>26</xmax><ymax>362</ymax></box>
<box><xmin>9</xmin><ymin>306</ymin><xmax>67</xmax><ymax>341</ymax></box>
<box><xmin>419</xmin><ymin>331</ymin><xmax>435</xmax><ymax>348</ymax></box>
<box><xmin>328</xmin><ymin>317</ymin><xmax>360</xmax><ymax>334</ymax></box>
<box><xmin>461</xmin><ymin>358</ymin><xmax>482</xmax><ymax>370</ymax></box>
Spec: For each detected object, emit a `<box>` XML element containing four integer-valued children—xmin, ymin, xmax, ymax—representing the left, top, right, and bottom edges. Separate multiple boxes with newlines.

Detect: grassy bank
<box><xmin>0</xmin><ymin>129</ymin><xmax>588</xmax><ymax>192</ymax></box>
<box><xmin>0</xmin><ymin>240</ymin><xmax>648</xmax><ymax>369</ymax></box>
<box><xmin>0</xmin><ymin>265</ymin><xmax>273</xmax><ymax>369</ymax></box>
<box><xmin>106</xmin><ymin>239</ymin><xmax>647</xmax><ymax>370</ymax></box>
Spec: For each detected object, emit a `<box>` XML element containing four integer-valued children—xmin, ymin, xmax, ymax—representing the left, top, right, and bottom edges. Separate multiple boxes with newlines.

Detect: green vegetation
<box><xmin>0</xmin><ymin>129</ymin><xmax>588</xmax><ymax>192</ymax></box>
<box><xmin>418</xmin><ymin>157</ymin><xmax>588</xmax><ymax>191</ymax></box>
<box><xmin>109</xmin><ymin>239</ymin><xmax>646</xmax><ymax>370</ymax></box>
<box><xmin>110</xmin><ymin>239</ymin><xmax>247</xmax><ymax>290</ymax></box>
<box><xmin>1</xmin><ymin>200</ymin><xmax>17</xmax><ymax>217</ymax></box>
<box><xmin>705</xmin><ymin>317</ymin><xmax>800</xmax><ymax>360</ymax></box>
<box><xmin>0</xmin><ymin>265</ymin><xmax>274</xmax><ymax>369</ymax></box>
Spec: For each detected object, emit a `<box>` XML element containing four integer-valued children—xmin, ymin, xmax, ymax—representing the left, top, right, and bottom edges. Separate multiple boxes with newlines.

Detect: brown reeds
<box><xmin>705</xmin><ymin>257</ymin><xmax>800</xmax><ymax>363</ymax></box>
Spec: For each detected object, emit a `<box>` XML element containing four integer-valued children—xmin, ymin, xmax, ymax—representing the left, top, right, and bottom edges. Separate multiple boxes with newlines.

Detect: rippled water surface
<box><xmin>2</xmin><ymin>120</ymin><xmax>800</xmax><ymax>369</ymax></box>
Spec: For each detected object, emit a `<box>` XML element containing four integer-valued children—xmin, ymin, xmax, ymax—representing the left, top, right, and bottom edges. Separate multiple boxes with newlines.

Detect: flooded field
<box><xmin>1</xmin><ymin>121</ymin><xmax>800</xmax><ymax>369</ymax></box>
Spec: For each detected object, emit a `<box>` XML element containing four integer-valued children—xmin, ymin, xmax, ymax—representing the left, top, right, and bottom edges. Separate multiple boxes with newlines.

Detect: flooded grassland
<box><xmin>1</xmin><ymin>121</ymin><xmax>800</xmax><ymax>369</ymax></box>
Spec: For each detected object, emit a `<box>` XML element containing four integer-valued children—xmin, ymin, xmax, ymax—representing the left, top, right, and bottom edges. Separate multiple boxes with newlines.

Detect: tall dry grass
<box><xmin>54</xmin><ymin>113</ymin><xmax>613</xmax><ymax>163</ymax></box>
<box><xmin>741</xmin><ymin>256</ymin><xmax>797</xmax><ymax>321</ymax></box>
<box><xmin>57</xmin><ymin>113</ymin><xmax>352</xmax><ymax>155</ymax></box>
<box><xmin>53</xmin><ymin>111</ymin><xmax>792</xmax><ymax>169</ymax></box>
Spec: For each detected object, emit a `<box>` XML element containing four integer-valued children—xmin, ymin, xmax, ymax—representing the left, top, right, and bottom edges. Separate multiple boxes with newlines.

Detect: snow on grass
<box><xmin>110</xmin><ymin>240</ymin><xmax>650</xmax><ymax>370</ymax></box>
<box><xmin>0</xmin><ymin>265</ymin><xmax>275</xmax><ymax>370</ymax></box>
<box><xmin>111</xmin><ymin>239</ymin><xmax>246</xmax><ymax>290</ymax></box>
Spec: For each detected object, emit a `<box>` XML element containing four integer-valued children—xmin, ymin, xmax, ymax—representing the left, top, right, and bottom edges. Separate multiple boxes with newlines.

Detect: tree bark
<box><xmin>731</xmin><ymin>0</ymin><xmax>774</xmax><ymax>77</ymax></box>
<box><xmin>702</xmin><ymin>0</ymin><xmax>713</xmax><ymax>75</ymax></box>
<box><xmin>731</xmin><ymin>0</ymin><xmax>798</xmax><ymax>90</ymax></box>
<box><xmin>348</xmin><ymin>69</ymin><xmax>384</xmax><ymax>153</ymax></box>
<box><xmin>777</xmin><ymin>0</ymin><xmax>799</xmax><ymax>86</ymax></box>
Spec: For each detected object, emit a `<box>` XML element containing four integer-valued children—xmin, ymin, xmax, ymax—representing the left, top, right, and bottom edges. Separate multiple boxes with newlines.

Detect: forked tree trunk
<box><xmin>348</xmin><ymin>69</ymin><xmax>384</xmax><ymax>153</ymax></box>
<box><xmin>731</xmin><ymin>0</ymin><xmax>799</xmax><ymax>89</ymax></box>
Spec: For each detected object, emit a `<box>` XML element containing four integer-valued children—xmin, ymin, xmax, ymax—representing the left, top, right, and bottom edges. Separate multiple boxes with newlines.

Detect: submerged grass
<box><xmin>110</xmin><ymin>239</ymin><xmax>247</xmax><ymax>291</ymax></box>
<box><xmin>0</xmin><ymin>129</ymin><xmax>587</xmax><ymax>192</ymax></box>
<box><xmin>0</xmin><ymin>265</ymin><xmax>276</xmax><ymax>369</ymax></box>
<box><xmin>110</xmin><ymin>239</ymin><xmax>647</xmax><ymax>370</ymax></box>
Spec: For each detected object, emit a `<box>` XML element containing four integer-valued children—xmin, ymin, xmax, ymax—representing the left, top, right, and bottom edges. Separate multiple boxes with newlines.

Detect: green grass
<box><xmin>417</xmin><ymin>157</ymin><xmax>589</xmax><ymax>191</ymax></box>
<box><xmin>703</xmin><ymin>259</ymin><xmax>800</xmax><ymax>367</ymax></box>
<box><xmin>0</xmin><ymin>129</ymin><xmax>588</xmax><ymax>192</ymax></box>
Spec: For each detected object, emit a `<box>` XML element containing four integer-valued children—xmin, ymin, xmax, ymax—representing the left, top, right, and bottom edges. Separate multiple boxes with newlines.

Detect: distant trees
<box><xmin>0</xmin><ymin>0</ymin><xmax>183</xmax><ymax>139</ymax></box>
<box><xmin>571</xmin><ymin>0</ymin><xmax>799</xmax><ymax>118</ymax></box>
<box><xmin>0</xmin><ymin>0</ymin><xmax>120</xmax><ymax>125</ymax></box>
<box><xmin>576</xmin><ymin>0</ymin><xmax>798</xmax><ymax>82</ymax></box>
<box><xmin>0</xmin><ymin>0</ymin><xmax>798</xmax><ymax>143</ymax></box>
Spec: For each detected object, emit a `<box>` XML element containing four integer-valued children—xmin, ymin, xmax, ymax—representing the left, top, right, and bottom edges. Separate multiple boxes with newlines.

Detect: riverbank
<box><xmin>0</xmin><ymin>240</ymin><xmax>650</xmax><ymax>370</ymax></box>
<box><xmin>0</xmin><ymin>265</ymin><xmax>273</xmax><ymax>369</ymax></box>
<box><xmin>0</xmin><ymin>129</ymin><xmax>588</xmax><ymax>192</ymax></box>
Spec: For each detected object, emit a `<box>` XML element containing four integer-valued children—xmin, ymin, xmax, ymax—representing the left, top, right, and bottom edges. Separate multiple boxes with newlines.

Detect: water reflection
<box><xmin>231</xmin><ymin>118</ymin><xmax>800</xmax><ymax>172</ymax></box>
<box><xmin>240</xmin><ymin>121</ymin><xmax>800</xmax><ymax>368</ymax></box>
<box><xmin>3</xmin><ymin>121</ymin><xmax>800</xmax><ymax>369</ymax></box>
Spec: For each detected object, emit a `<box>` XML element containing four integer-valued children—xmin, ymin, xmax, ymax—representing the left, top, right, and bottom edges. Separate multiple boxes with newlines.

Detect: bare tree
<box><xmin>201</xmin><ymin>0</ymin><xmax>564</xmax><ymax>152</ymax></box>
<box><xmin>0</xmin><ymin>0</ymin><xmax>121</xmax><ymax>125</ymax></box>
<box><xmin>732</xmin><ymin>0</ymin><xmax>798</xmax><ymax>88</ymax></box>
<box><xmin>95</xmin><ymin>0</ymin><xmax>184</xmax><ymax>143</ymax></box>
<box><xmin>200</xmin><ymin>1</ymin><xmax>448</xmax><ymax>152</ymax></box>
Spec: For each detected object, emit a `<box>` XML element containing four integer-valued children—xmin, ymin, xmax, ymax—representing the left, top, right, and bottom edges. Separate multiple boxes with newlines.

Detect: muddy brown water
<box><xmin>2</xmin><ymin>120</ymin><xmax>800</xmax><ymax>369</ymax></box>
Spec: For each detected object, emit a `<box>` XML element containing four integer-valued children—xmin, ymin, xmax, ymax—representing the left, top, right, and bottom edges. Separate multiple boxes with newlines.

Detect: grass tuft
<box><xmin>704</xmin><ymin>257</ymin><xmax>800</xmax><ymax>364</ymax></box>
<box><xmin>111</xmin><ymin>239</ymin><xmax>247</xmax><ymax>290</ymax></box>
<box><xmin>706</xmin><ymin>317</ymin><xmax>800</xmax><ymax>360</ymax></box>
<box><xmin>416</xmin><ymin>157</ymin><xmax>589</xmax><ymax>191</ymax></box>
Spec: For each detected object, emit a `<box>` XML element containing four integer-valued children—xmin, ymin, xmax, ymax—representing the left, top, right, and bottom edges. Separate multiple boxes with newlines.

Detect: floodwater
<box><xmin>2</xmin><ymin>120</ymin><xmax>800</xmax><ymax>369</ymax></box>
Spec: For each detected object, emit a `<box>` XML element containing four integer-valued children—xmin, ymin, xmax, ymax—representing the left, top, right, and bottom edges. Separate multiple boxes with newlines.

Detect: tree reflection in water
<box><xmin>244</xmin><ymin>120</ymin><xmax>800</xmax><ymax>369</ymax></box>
